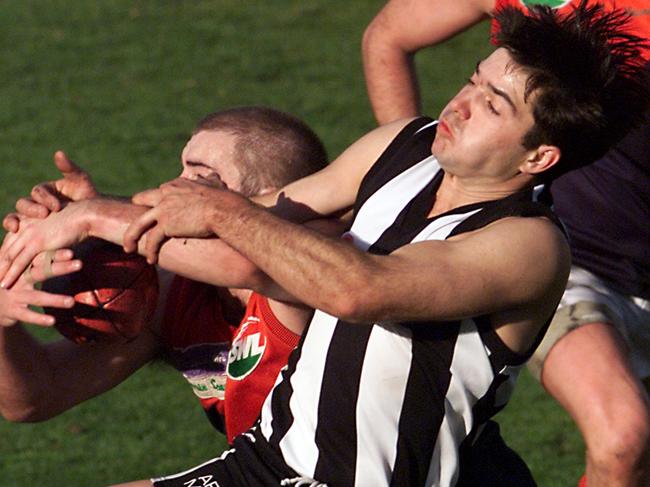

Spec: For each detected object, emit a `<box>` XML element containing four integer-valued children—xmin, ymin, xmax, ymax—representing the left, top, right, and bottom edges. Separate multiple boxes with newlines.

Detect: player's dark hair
<box><xmin>194</xmin><ymin>106</ymin><xmax>328</xmax><ymax>195</ymax></box>
<box><xmin>494</xmin><ymin>0</ymin><xmax>649</xmax><ymax>180</ymax></box>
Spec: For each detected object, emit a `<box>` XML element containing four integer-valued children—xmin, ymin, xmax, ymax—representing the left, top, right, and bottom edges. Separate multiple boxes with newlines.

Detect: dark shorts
<box><xmin>153</xmin><ymin>422</ymin><xmax>533</xmax><ymax>487</ymax></box>
<box><xmin>151</xmin><ymin>430</ymin><xmax>308</xmax><ymax>487</ymax></box>
<box><xmin>457</xmin><ymin>420</ymin><xmax>536</xmax><ymax>486</ymax></box>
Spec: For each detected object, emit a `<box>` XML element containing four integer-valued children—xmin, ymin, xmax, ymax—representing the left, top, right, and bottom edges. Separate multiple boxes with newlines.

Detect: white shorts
<box><xmin>528</xmin><ymin>266</ymin><xmax>650</xmax><ymax>381</ymax></box>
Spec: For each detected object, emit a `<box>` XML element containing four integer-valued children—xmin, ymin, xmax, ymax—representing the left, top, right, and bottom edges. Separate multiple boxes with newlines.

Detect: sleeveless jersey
<box><xmin>251</xmin><ymin>118</ymin><xmax>563</xmax><ymax>487</ymax></box>
<box><xmin>494</xmin><ymin>0</ymin><xmax>650</xmax><ymax>302</ymax></box>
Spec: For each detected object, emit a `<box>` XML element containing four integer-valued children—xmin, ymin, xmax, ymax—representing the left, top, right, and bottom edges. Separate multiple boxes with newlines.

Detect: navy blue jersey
<box><xmin>551</xmin><ymin>63</ymin><xmax>650</xmax><ymax>299</ymax></box>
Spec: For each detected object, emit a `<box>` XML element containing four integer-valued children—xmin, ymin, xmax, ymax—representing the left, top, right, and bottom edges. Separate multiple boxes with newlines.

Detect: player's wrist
<box><xmin>204</xmin><ymin>189</ymin><xmax>246</xmax><ymax>235</ymax></box>
<box><xmin>83</xmin><ymin>198</ymin><xmax>124</xmax><ymax>243</ymax></box>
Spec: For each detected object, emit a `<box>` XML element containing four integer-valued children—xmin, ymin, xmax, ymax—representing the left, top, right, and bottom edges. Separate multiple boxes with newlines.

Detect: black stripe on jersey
<box><xmin>267</xmin><ymin>330</ymin><xmax>308</xmax><ymax>448</ymax></box>
<box><xmin>313</xmin><ymin>322</ymin><xmax>374</xmax><ymax>485</ymax></box>
<box><xmin>472</xmin><ymin>371</ymin><xmax>512</xmax><ymax>426</ymax></box>
<box><xmin>367</xmin><ymin>175</ymin><xmax>439</xmax><ymax>255</ymax></box>
<box><xmin>447</xmin><ymin>188</ymin><xmax>565</xmax><ymax>240</ymax></box>
<box><xmin>468</xmin><ymin>318</ymin><xmax>521</xmax><ymax>425</ymax></box>
<box><xmin>354</xmin><ymin>117</ymin><xmax>435</xmax><ymax>216</ymax></box>
<box><xmin>474</xmin><ymin>316</ymin><xmax>528</xmax><ymax>370</ymax></box>
<box><xmin>390</xmin><ymin>322</ymin><xmax>460</xmax><ymax>486</ymax></box>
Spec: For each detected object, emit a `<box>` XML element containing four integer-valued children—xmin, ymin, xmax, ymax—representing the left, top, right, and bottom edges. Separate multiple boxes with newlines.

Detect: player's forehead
<box><xmin>180</xmin><ymin>129</ymin><xmax>243</xmax><ymax>188</ymax></box>
<box><xmin>476</xmin><ymin>48</ymin><xmax>532</xmax><ymax>112</ymax></box>
<box><xmin>182</xmin><ymin>129</ymin><xmax>238</xmax><ymax>166</ymax></box>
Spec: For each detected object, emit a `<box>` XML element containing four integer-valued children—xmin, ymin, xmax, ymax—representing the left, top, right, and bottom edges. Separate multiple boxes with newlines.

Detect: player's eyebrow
<box><xmin>475</xmin><ymin>61</ymin><xmax>518</xmax><ymax>114</ymax></box>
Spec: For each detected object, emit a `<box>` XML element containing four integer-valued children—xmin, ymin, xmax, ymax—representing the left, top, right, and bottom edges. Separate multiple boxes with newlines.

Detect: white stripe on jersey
<box><xmin>414</xmin><ymin>120</ymin><xmax>439</xmax><ymax>135</ymax></box>
<box><xmin>346</xmin><ymin>155</ymin><xmax>439</xmax><ymax>250</ymax></box>
<box><xmin>426</xmin><ymin>319</ymin><xmax>494</xmax><ymax>486</ymax></box>
<box><xmin>262</xmin><ymin>310</ymin><xmax>339</xmax><ymax>477</ymax></box>
<box><xmin>354</xmin><ymin>323</ymin><xmax>413</xmax><ymax>487</ymax></box>
<box><xmin>412</xmin><ymin>209</ymin><xmax>482</xmax><ymax>243</ymax></box>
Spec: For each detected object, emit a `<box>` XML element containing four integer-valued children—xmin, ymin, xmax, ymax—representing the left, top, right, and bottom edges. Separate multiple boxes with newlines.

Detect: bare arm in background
<box><xmin>362</xmin><ymin>0</ymin><xmax>494</xmax><ymax>124</ymax></box>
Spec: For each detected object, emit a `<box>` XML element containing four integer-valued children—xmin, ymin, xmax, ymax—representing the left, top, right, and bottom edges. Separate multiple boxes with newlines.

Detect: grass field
<box><xmin>0</xmin><ymin>1</ymin><xmax>583</xmax><ymax>485</ymax></box>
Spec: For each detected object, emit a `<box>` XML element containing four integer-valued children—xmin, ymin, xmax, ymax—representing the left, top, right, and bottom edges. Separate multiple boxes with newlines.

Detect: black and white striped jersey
<box><xmin>253</xmin><ymin>117</ymin><xmax>561</xmax><ymax>487</ymax></box>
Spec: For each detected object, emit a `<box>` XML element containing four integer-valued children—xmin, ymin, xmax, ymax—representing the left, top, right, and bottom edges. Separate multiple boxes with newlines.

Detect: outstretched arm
<box><xmin>126</xmin><ymin>181</ymin><xmax>570</xmax><ymax>353</ymax></box>
<box><xmin>0</xmin><ymin>197</ymin><xmax>267</xmax><ymax>293</ymax></box>
<box><xmin>0</xmin><ymin>320</ymin><xmax>160</xmax><ymax>422</ymax></box>
<box><xmin>1</xmin><ymin>119</ymin><xmax>405</xmax><ymax>292</ymax></box>
<box><xmin>0</xmin><ymin>244</ymin><xmax>159</xmax><ymax>422</ymax></box>
<box><xmin>0</xmin><ymin>243</ymin><xmax>169</xmax><ymax>423</ymax></box>
<box><xmin>362</xmin><ymin>0</ymin><xmax>493</xmax><ymax>125</ymax></box>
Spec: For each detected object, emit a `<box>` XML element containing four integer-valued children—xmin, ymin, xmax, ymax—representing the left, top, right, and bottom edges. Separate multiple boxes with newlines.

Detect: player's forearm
<box><xmin>84</xmin><ymin>198</ymin><xmax>148</xmax><ymax>247</ymax></box>
<box><xmin>159</xmin><ymin>217</ymin><xmax>349</xmax><ymax>298</ymax></box>
<box><xmin>0</xmin><ymin>326</ymin><xmax>58</xmax><ymax>422</ymax></box>
<box><xmin>203</xmin><ymin>192</ymin><xmax>390</xmax><ymax>322</ymax></box>
<box><xmin>156</xmin><ymin>237</ymin><xmax>276</xmax><ymax>292</ymax></box>
<box><xmin>363</xmin><ymin>38</ymin><xmax>421</xmax><ymax>125</ymax></box>
<box><xmin>84</xmin><ymin>198</ymin><xmax>281</xmax><ymax>293</ymax></box>
<box><xmin>362</xmin><ymin>0</ymin><xmax>494</xmax><ymax>125</ymax></box>
<box><xmin>362</xmin><ymin>7</ymin><xmax>422</xmax><ymax>125</ymax></box>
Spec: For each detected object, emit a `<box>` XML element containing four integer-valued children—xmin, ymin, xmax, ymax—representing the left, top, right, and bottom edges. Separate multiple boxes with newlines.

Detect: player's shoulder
<box><xmin>368</xmin><ymin>116</ymin><xmax>424</xmax><ymax>142</ymax></box>
<box><xmin>361</xmin><ymin>117</ymin><xmax>433</xmax><ymax>155</ymax></box>
<box><xmin>484</xmin><ymin>216</ymin><xmax>570</xmax><ymax>268</ymax></box>
<box><xmin>484</xmin><ymin>214</ymin><xmax>566</xmax><ymax>240</ymax></box>
<box><xmin>329</xmin><ymin>117</ymin><xmax>423</xmax><ymax>176</ymax></box>
<box><xmin>454</xmin><ymin>214</ymin><xmax>569</xmax><ymax>261</ymax></box>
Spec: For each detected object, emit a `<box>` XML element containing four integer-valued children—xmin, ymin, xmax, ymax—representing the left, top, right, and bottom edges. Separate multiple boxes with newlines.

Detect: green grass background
<box><xmin>0</xmin><ymin>1</ymin><xmax>583</xmax><ymax>485</ymax></box>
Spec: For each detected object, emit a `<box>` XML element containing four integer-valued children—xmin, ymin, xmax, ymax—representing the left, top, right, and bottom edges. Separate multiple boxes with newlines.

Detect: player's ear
<box><xmin>520</xmin><ymin>144</ymin><xmax>561</xmax><ymax>176</ymax></box>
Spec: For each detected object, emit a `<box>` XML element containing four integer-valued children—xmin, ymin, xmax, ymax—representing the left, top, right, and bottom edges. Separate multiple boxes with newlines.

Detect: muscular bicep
<box><xmin>361</xmin><ymin>217</ymin><xmax>570</xmax><ymax>322</ymax></box>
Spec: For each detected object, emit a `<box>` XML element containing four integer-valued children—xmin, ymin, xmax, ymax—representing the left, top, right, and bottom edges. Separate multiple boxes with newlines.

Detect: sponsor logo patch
<box><xmin>227</xmin><ymin>316</ymin><xmax>266</xmax><ymax>380</ymax></box>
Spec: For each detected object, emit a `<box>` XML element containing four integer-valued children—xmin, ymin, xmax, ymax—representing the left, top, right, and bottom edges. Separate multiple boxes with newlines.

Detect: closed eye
<box><xmin>487</xmin><ymin>99</ymin><xmax>500</xmax><ymax>115</ymax></box>
<box><xmin>468</xmin><ymin>77</ymin><xmax>500</xmax><ymax>115</ymax></box>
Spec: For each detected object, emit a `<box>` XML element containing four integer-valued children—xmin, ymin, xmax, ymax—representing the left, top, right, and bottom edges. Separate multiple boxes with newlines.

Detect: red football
<box><xmin>43</xmin><ymin>238</ymin><xmax>159</xmax><ymax>344</ymax></box>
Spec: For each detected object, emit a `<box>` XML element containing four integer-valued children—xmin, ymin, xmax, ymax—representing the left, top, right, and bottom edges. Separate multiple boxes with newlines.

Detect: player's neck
<box><xmin>428</xmin><ymin>172</ymin><xmax>530</xmax><ymax>217</ymax></box>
